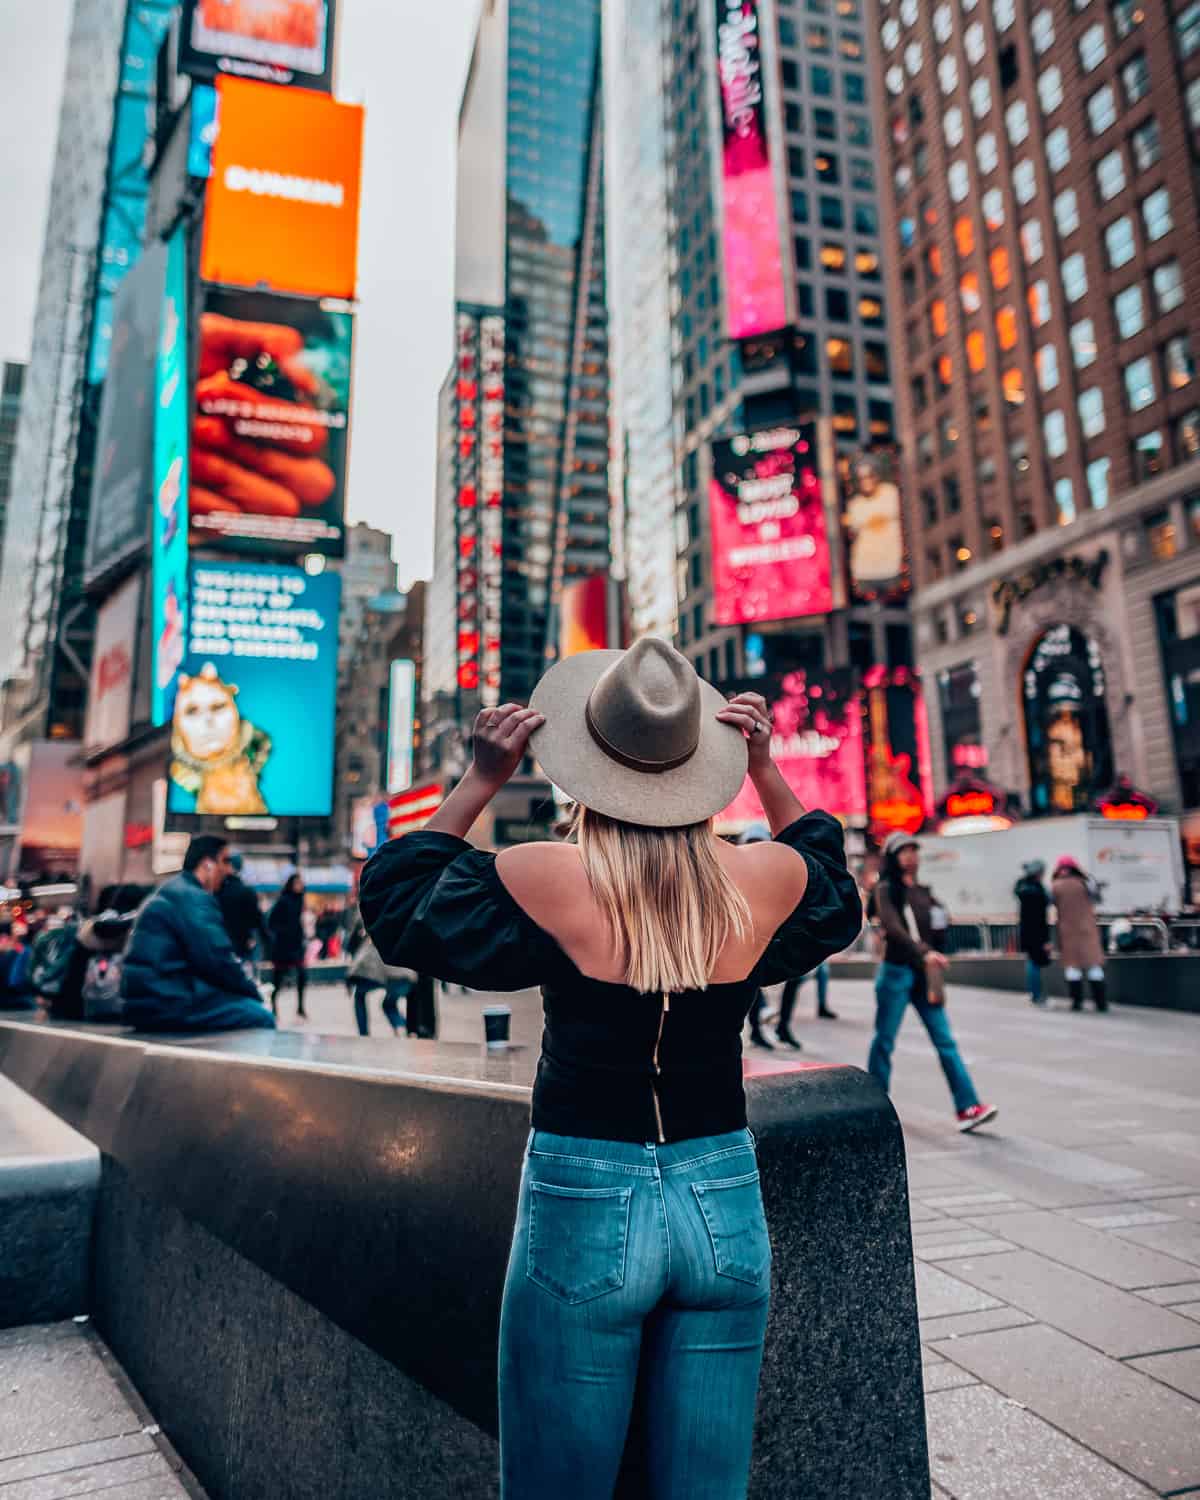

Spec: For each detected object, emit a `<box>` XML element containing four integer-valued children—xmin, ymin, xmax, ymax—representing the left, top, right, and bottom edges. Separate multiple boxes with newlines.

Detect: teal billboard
<box><xmin>152</xmin><ymin>226</ymin><xmax>190</xmax><ymax>727</ymax></box>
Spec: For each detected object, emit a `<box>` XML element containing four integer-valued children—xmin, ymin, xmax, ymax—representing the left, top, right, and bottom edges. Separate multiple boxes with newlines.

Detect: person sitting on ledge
<box><xmin>121</xmin><ymin>835</ymin><xmax>276</xmax><ymax>1034</ymax></box>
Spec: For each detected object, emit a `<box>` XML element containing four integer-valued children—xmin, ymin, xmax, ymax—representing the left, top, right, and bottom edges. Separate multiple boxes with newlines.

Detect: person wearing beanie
<box><xmin>1015</xmin><ymin>860</ymin><xmax>1052</xmax><ymax>1006</ymax></box>
<box><xmin>868</xmin><ymin>831</ymin><xmax>997</xmax><ymax>1132</ymax></box>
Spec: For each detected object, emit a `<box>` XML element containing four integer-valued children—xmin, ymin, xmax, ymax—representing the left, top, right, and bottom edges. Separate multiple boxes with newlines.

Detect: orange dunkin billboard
<box><xmin>201</xmin><ymin>76</ymin><xmax>363</xmax><ymax>300</ymax></box>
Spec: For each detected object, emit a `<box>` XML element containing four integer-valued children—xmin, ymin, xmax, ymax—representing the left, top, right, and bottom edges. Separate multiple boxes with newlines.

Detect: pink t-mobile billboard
<box><xmin>709</xmin><ymin>426</ymin><xmax>834</xmax><ymax>626</ymax></box>
<box><xmin>714</xmin><ymin>0</ymin><xmax>788</xmax><ymax>339</ymax></box>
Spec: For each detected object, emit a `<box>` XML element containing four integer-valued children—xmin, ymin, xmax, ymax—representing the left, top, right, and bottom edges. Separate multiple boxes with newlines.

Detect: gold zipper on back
<box><xmin>651</xmin><ymin>993</ymin><xmax>670</xmax><ymax>1144</ymax></box>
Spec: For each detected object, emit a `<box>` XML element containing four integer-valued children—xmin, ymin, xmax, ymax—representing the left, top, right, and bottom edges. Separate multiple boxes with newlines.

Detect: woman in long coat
<box><xmin>1051</xmin><ymin>857</ymin><xmax>1106</xmax><ymax>1011</ymax></box>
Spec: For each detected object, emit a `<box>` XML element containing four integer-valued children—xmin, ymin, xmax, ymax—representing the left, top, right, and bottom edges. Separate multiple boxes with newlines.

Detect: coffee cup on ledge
<box><xmin>483</xmin><ymin>1005</ymin><xmax>512</xmax><ymax>1049</ymax></box>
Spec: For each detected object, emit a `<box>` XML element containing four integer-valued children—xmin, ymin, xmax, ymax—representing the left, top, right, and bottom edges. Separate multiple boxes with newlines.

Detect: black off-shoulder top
<box><xmin>359</xmin><ymin>812</ymin><xmax>862</xmax><ymax>1145</ymax></box>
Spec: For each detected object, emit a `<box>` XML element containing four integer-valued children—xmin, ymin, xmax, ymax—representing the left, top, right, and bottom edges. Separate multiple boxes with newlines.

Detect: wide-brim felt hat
<box><xmin>528</xmin><ymin>639</ymin><xmax>748</xmax><ymax>829</ymax></box>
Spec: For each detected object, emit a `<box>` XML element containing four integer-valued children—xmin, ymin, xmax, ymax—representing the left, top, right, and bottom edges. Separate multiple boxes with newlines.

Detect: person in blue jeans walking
<box><xmin>868</xmin><ymin>831</ymin><xmax>997</xmax><ymax>1134</ymax></box>
<box><xmin>361</xmin><ymin>641</ymin><xmax>862</xmax><ymax>1497</ymax></box>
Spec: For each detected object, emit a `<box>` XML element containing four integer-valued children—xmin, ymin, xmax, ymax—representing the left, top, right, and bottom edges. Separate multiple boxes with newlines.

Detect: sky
<box><xmin>0</xmin><ymin>0</ymin><xmax>481</xmax><ymax>587</ymax></box>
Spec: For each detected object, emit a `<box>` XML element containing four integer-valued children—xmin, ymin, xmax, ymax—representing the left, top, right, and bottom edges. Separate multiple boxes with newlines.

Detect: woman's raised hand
<box><xmin>471</xmin><ymin>704</ymin><xmax>545</xmax><ymax>789</ymax></box>
<box><xmin>717</xmin><ymin>692</ymin><xmax>774</xmax><ymax>770</ymax></box>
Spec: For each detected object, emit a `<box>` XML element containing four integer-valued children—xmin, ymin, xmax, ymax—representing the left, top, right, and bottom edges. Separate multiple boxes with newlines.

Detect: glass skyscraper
<box><xmin>440</xmin><ymin>0</ymin><xmax>611</xmax><ymax>725</ymax></box>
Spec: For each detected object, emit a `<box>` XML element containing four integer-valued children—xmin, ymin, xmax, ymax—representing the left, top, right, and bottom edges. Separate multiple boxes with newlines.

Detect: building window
<box><xmin>1045</xmin><ymin>126</ymin><xmax>1071</xmax><ymax>173</ymax></box>
<box><xmin>789</xmin><ymin>146</ymin><xmax>807</xmax><ymax>179</ymax></box>
<box><xmin>1145</xmin><ymin>507</ymin><xmax>1177</xmax><ymax>557</ymax></box>
<box><xmin>1189</xmin><ymin>77</ymin><xmax>1200</xmax><ymax>130</ymax></box>
<box><xmin>1087</xmin><ymin>456</ymin><xmax>1111</xmax><ymax>508</ymax></box>
<box><xmin>1078</xmin><ymin>387</ymin><xmax>1106</xmax><ymax>438</ymax></box>
<box><xmin>827</xmin><ymin>337</ymin><xmax>854</xmax><ymax>376</ymax></box>
<box><xmin>1142</xmin><ymin>188</ymin><xmax>1173</xmax><ymax>242</ymax></box>
<box><xmin>1031</xmin><ymin>8</ymin><xmax>1055</xmax><ymax>50</ymax></box>
<box><xmin>944</xmin><ymin>476</ymin><xmax>962</xmax><ymax>514</ymax></box>
<box><xmin>812</xmin><ymin>64</ymin><xmax>834</xmax><ymax>95</ymax></box>
<box><xmin>1122</xmin><ymin>53</ymin><xmax>1150</xmax><ymax>105</ymax></box>
<box><xmin>1165</xmin><ymin>335</ymin><xmax>1196</xmax><ymax>390</ymax></box>
<box><xmin>1105</xmin><ymin>215</ymin><xmax>1136</xmax><ymax>268</ymax></box>
<box><xmin>948</xmin><ymin>161</ymin><xmax>970</xmax><ymax>201</ymax></box>
<box><xmin>1020</xmin><ymin>218</ymin><xmax>1044</xmax><ymax>264</ymax></box>
<box><xmin>1078</xmin><ymin>22</ymin><xmax>1107</xmax><ymax>71</ymax></box>
<box><xmin>1087</xmin><ymin>85</ymin><xmax>1117</xmax><ymax>135</ymax></box>
<box><xmin>1177</xmin><ymin>408</ymin><xmax>1200</xmax><ymax>458</ymax></box>
<box><xmin>1096</xmin><ymin>149</ymin><xmax>1126</xmax><ymax>201</ymax></box>
<box><xmin>1044</xmin><ymin>409</ymin><xmax>1068</xmax><ymax>457</ymax></box>
<box><xmin>1013</xmin><ymin>160</ymin><xmax>1037</xmax><ymax>204</ymax></box>
<box><xmin>856</xmin><ymin>249</ymin><xmax>881</xmax><ymax>278</ymax></box>
<box><xmin>865</xmin><ymin>342</ymin><xmax>890</xmax><ymax>381</ymax></box>
<box><xmin>852</xmin><ymin>188</ymin><xmax>877</xmax><ymax>221</ymax></box>
<box><xmin>936</xmin><ymin>352</ymin><xmax>953</xmax><ymax>390</ymax></box>
<box><xmin>982</xmin><ymin>188</ymin><xmax>1005</xmax><ymax>229</ymax></box>
<box><xmin>976</xmin><ymin>132</ymin><xmax>998</xmax><ymax>173</ymax></box>
<box><xmin>1178</xmin><ymin>0</ymin><xmax>1200</xmax><ymax>55</ymax></box>
<box><xmin>1152</xmin><ymin>260</ymin><xmax>1185</xmax><ymax>313</ymax></box>
<box><xmin>965</xmin><ymin>20</ymin><xmax>986</xmax><ymax>62</ymax></box>
<box><xmin>815</xmin><ymin>151</ymin><xmax>840</xmax><ymax>185</ymax></box>
<box><xmin>1132</xmin><ymin>431</ymin><xmax>1166</xmax><ymax>480</ymax></box>
<box><xmin>1028</xmin><ymin>279</ymin><xmax>1052</xmax><ymax>327</ymax></box>
<box><xmin>1070</xmin><ymin>317</ymin><xmax>1098</xmax><ymax>368</ymax></box>
<box><xmin>1113</xmin><ymin>284</ymin><xmax>1145</xmax><ymax>339</ymax></box>
<box><xmin>795</xmin><ymin>235</ymin><xmax>812</xmax><ymax>269</ymax></box>
<box><xmin>939</xmin><ymin>54</ymin><xmax>958</xmax><ymax>93</ymax></box>
<box><xmin>1054</xmin><ymin>189</ymin><xmax>1080</xmax><ymax>238</ymax></box>
<box><xmin>1062</xmin><ymin>252</ymin><xmax>1088</xmax><ymax>302</ymax></box>
<box><xmin>1038</xmin><ymin>66</ymin><xmax>1064</xmax><ymax>113</ymax></box>
<box><xmin>994</xmin><ymin>0</ymin><xmax>1016</xmax><ymax>28</ymax></box>
<box><xmin>847</xmin><ymin>114</ymin><xmax>871</xmax><ymax>146</ymax></box>
<box><xmin>1036</xmin><ymin>343</ymin><xmax>1060</xmax><ymax>391</ymax></box>
<box><xmin>1130</xmin><ymin>117</ymin><xmax>1161</xmax><ymax>172</ymax></box>
<box><xmin>1055</xmin><ymin>476</ymin><xmax>1077</xmax><ymax>524</ymax></box>
<box><xmin>792</xmin><ymin>190</ymin><xmax>810</xmax><ymax>222</ymax></box>
<box><xmin>886</xmin><ymin>65</ymin><xmax>904</xmax><ymax>96</ymax></box>
<box><xmin>940</xmin><ymin>414</ymin><xmax>959</xmax><ymax>455</ymax></box>
<box><xmin>826</xmin><ymin>286</ymin><xmax>850</xmax><ymax>321</ymax></box>
<box><xmin>922</xmin><ymin>488</ymin><xmax>938</xmax><ymax>525</ymax></box>
<box><xmin>990</xmin><ymin>247</ymin><xmax>1011</xmax><ymax>290</ymax></box>
<box><xmin>840</xmin><ymin>31</ymin><xmax>864</xmax><ymax>58</ymax></box>
<box><xmin>820</xmin><ymin>195</ymin><xmax>844</xmax><ymax>229</ymax></box>
<box><xmin>1124</xmin><ymin>355</ymin><xmax>1157</xmax><ymax>411</ymax></box>
<box><xmin>960</xmin><ymin>272</ymin><xmax>982</xmax><ymax>313</ymax></box>
<box><xmin>1006</xmin><ymin>99</ymin><xmax>1030</xmax><ymax>145</ymax></box>
<box><xmin>996</xmin><ymin>305</ymin><xmax>1019</xmax><ymax>350</ymax></box>
<box><xmin>1112</xmin><ymin>0</ymin><xmax>1142</xmax><ymax>36</ymax></box>
<box><xmin>845</xmin><ymin>72</ymin><xmax>866</xmax><ymax>103</ymax></box>
<box><xmin>970</xmin><ymin>76</ymin><xmax>991</xmax><ymax>119</ymax></box>
<box><xmin>966</xmin><ymin>330</ymin><xmax>987</xmax><ymax>371</ymax></box>
<box><xmin>1002</xmin><ymin>367</ymin><xmax>1025</xmax><ymax>404</ymax></box>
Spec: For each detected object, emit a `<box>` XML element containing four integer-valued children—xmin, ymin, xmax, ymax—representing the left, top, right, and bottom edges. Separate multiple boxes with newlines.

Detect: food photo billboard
<box><xmin>178</xmin><ymin>0</ymin><xmax>337</xmax><ymax>91</ymax></box>
<box><xmin>709</xmin><ymin>425</ymin><xmax>834</xmax><ymax>626</ymax></box>
<box><xmin>167</xmin><ymin>560</ymin><xmax>340</xmax><ymax>819</ymax></box>
<box><xmin>191</xmin><ymin>287</ymin><xmax>351</xmax><ymax>557</ymax></box>
<box><xmin>200</xmin><ymin>76</ymin><xmax>363</xmax><ymax>300</ymax></box>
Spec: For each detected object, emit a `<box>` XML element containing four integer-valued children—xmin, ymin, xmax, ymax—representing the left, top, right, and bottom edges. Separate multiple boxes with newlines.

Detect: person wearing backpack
<box><xmin>0</xmin><ymin>922</ymin><xmax>36</xmax><ymax>1010</ymax></box>
<box><xmin>78</xmin><ymin>912</ymin><xmax>136</xmax><ymax>1021</ymax></box>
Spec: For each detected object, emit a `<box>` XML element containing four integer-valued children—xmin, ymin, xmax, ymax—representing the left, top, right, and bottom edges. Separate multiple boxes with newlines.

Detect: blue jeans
<box><xmin>499</xmin><ymin>1128</ymin><xmax>771</xmax><ymax>1499</ymax></box>
<box><xmin>868</xmin><ymin>962</ymin><xmax>979</xmax><ymax>1113</ymax></box>
<box><xmin>1025</xmin><ymin>957</ymin><xmax>1044</xmax><ymax>1002</ymax></box>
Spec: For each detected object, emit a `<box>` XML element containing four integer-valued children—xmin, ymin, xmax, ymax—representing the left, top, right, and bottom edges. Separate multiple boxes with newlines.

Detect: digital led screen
<box><xmin>713</xmin><ymin>0</ymin><xmax>788</xmax><ymax>339</ymax></box>
<box><xmin>178</xmin><ymin>0</ymin><xmax>336</xmax><ymax>91</ymax></box>
<box><xmin>191</xmin><ymin>286</ymin><xmax>351</xmax><ymax>557</ymax></box>
<box><xmin>709</xmin><ymin>425</ymin><xmax>833</xmax><ymax>626</ymax></box>
<box><xmin>168</xmin><ymin>561</ymin><xmax>341</xmax><ymax>818</ymax></box>
<box><xmin>152</xmin><ymin>226</ymin><xmax>190</xmax><ymax>727</ymax></box>
<box><xmin>200</xmin><ymin>76</ymin><xmax>363</xmax><ymax>300</ymax></box>
<box><xmin>387</xmin><ymin>659</ymin><xmax>416</xmax><ymax>796</ymax></box>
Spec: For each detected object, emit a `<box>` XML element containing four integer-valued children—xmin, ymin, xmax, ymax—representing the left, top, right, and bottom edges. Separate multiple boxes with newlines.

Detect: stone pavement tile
<box><xmin>1075</xmin><ymin>1208</ymin><xmax>1181</xmax><ymax>1229</ymax></box>
<box><xmin>936</xmin><ymin>1249</ymin><xmax>1200</xmax><ymax>1358</ymax></box>
<box><xmin>915</xmin><ymin>1261</ymin><xmax>1004</xmax><ymax>1320</ymax></box>
<box><xmin>963</xmin><ymin>1209</ymin><xmax>1200</xmax><ymax>1289</ymax></box>
<box><xmin>0</xmin><ymin>1451</ymin><xmax>188</xmax><ymax>1500</ymax></box>
<box><xmin>919</xmin><ymin>1190</ymin><xmax>1026</xmax><ymax>1211</ymax></box>
<box><xmin>1138</xmin><ymin>1280</ymin><xmax>1200</xmax><ymax>1305</ymax></box>
<box><xmin>913</xmin><ymin>1224</ymin><xmax>1003</xmax><ymax>1247</ymax></box>
<box><xmin>910</xmin><ymin>1203</ymin><xmax>952</xmax><ymax>1223</ymax></box>
<box><xmin>0</xmin><ymin>1325</ymin><xmax>139</xmax><ymax>1462</ymax></box>
<box><xmin>908</xmin><ymin>1162</ymin><xmax>975</xmax><ymax>1190</ymax></box>
<box><xmin>1174</xmin><ymin>1302</ymin><xmax>1200</xmax><ymax>1322</ymax></box>
<box><xmin>1112</xmin><ymin>1219</ymin><xmax>1200</xmax><ymax>1269</ymax></box>
<box><xmin>1128</xmin><ymin>1348</ymin><xmax>1200</xmax><ymax>1402</ymax></box>
<box><xmin>918</xmin><ymin>1307</ymin><xmax>1036</xmax><ymax>1342</ymax></box>
<box><xmin>1093</xmin><ymin>1141</ymin><xmax>1200</xmax><ymax>1187</ymax></box>
<box><xmin>915</xmin><ymin>1238</ymin><xmax>1016</xmax><ymax>1262</ymax></box>
<box><xmin>923</xmin><ymin>1361</ymin><xmax>979</xmax><ymax>1393</ymax></box>
<box><xmin>927</xmin><ymin>1323</ymin><xmax>1200</xmax><ymax>1495</ymax></box>
<box><xmin>0</xmin><ymin>1433</ymin><xmax>155</xmax><ymax>1486</ymax></box>
<box><xmin>1142</xmin><ymin>1192</ymin><xmax>1200</xmax><ymax>1222</ymax></box>
<box><xmin>923</xmin><ymin>1382</ymin><xmax>1157</xmax><ymax>1500</ymax></box>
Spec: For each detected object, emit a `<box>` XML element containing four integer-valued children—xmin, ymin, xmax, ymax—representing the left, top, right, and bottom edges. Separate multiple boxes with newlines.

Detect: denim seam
<box><xmin>662</xmin><ymin>1143</ymin><xmax>756</xmax><ymax>1176</ymax></box>
<box><xmin>527</xmin><ymin>1150</ymin><xmax>656</xmax><ymax>1177</ymax></box>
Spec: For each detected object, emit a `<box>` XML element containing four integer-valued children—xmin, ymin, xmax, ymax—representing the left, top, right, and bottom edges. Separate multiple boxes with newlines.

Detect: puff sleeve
<box><xmin>359</xmin><ymin>832</ymin><xmax>558</xmax><ymax>992</ymax></box>
<box><xmin>752</xmin><ymin>812</ymin><xmax>863</xmax><ymax>987</ymax></box>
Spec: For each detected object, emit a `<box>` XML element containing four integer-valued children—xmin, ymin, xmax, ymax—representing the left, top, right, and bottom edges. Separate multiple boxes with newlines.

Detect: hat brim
<box><xmin>528</xmin><ymin>650</ymin><xmax>749</xmax><ymax>829</ymax></box>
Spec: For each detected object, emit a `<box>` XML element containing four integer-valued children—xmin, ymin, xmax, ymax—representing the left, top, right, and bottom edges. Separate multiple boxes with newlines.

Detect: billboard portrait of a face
<box><xmin>843</xmin><ymin>454</ymin><xmax>904</xmax><ymax>595</ymax></box>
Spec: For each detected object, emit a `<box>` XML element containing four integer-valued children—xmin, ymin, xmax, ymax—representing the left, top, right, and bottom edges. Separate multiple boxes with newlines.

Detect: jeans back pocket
<box><xmin>692</xmin><ymin>1170</ymin><xmax>771</xmax><ymax>1286</ymax></box>
<box><xmin>527</xmin><ymin>1181</ymin><xmax>633</xmax><ymax>1305</ymax></box>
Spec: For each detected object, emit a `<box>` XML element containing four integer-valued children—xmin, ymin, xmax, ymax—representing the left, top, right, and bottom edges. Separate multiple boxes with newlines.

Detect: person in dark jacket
<box><xmin>217</xmin><ymin>851</ymin><xmax>266</xmax><ymax>976</ymax></box>
<box><xmin>267</xmin><ymin>873</ymin><xmax>308</xmax><ymax>1021</ymax></box>
<box><xmin>868</xmin><ymin>831</ymin><xmax>997</xmax><ymax>1132</ymax></box>
<box><xmin>121</xmin><ymin>836</ymin><xmax>275</xmax><ymax>1033</ymax></box>
<box><xmin>1015</xmin><ymin>860</ymin><xmax>1052</xmax><ymax>1006</ymax></box>
<box><xmin>0</xmin><ymin>922</ymin><xmax>35</xmax><ymax>1010</ymax></box>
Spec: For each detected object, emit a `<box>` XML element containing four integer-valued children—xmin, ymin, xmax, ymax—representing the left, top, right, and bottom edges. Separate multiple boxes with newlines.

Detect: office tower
<box><xmin>0</xmin><ymin>0</ymin><xmax>174</xmax><ymax>745</ymax></box>
<box><xmin>871</xmin><ymin>0</ymin><xmax>1200</xmax><ymax>838</ymax></box>
<box><xmin>0</xmin><ymin>363</ymin><xmax>24</xmax><ymax>558</ymax></box>
<box><xmin>447</xmin><ymin>0</ymin><xmax>611</xmax><ymax>722</ymax></box>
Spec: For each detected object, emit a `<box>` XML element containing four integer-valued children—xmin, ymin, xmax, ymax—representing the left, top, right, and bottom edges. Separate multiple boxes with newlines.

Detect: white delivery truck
<box><xmin>916</xmin><ymin>816</ymin><xmax>1185</xmax><ymax>919</ymax></box>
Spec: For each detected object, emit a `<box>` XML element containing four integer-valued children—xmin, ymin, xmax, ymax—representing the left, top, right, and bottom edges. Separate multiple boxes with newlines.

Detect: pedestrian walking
<box><xmin>868</xmin><ymin>831</ymin><xmax>997</xmax><ymax>1132</ymax></box>
<box><xmin>1051</xmin><ymin>856</ymin><xmax>1107</xmax><ymax>1011</ymax></box>
<box><xmin>267</xmin><ymin>873</ymin><xmax>309</xmax><ymax>1021</ymax></box>
<box><xmin>345</xmin><ymin>915</ymin><xmax>413</xmax><ymax>1035</ymax></box>
<box><xmin>217</xmin><ymin>851</ymin><xmax>267</xmax><ymax>983</ymax></box>
<box><xmin>121</xmin><ymin>837</ymin><xmax>275</xmax><ymax>1034</ymax></box>
<box><xmin>1015</xmin><ymin>860</ymin><xmax>1052</xmax><ymax>1006</ymax></box>
<box><xmin>776</xmin><ymin>959</ymin><xmax>838</xmax><ymax>1048</ymax></box>
<box><xmin>360</xmin><ymin>640</ymin><xmax>862</xmax><ymax>1495</ymax></box>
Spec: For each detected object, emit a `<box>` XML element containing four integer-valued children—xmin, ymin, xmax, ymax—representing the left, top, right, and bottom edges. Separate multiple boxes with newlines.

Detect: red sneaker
<box><xmin>957</xmin><ymin>1103</ymin><xmax>998</xmax><ymax>1133</ymax></box>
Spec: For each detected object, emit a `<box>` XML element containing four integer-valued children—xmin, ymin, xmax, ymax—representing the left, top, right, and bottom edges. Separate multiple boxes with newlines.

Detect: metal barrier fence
<box><xmin>847</xmin><ymin>915</ymin><xmax>1195</xmax><ymax>957</ymax></box>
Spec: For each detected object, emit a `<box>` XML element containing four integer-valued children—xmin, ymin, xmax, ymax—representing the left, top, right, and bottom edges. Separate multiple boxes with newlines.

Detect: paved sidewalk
<box><xmin>287</xmin><ymin>979</ymin><xmax>1200</xmax><ymax>1499</ymax></box>
<box><xmin>0</xmin><ymin>1321</ymin><xmax>203</xmax><ymax>1498</ymax></box>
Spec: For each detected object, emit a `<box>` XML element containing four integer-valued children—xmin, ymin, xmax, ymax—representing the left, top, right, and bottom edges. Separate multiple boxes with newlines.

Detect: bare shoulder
<box><xmin>496</xmin><ymin>841</ymin><xmax>586</xmax><ymax>909</ymax></box>
<box><xmin>725</xmin><ymin>840</ymin><xmax>810</xmax><ymax>912</ymax></box>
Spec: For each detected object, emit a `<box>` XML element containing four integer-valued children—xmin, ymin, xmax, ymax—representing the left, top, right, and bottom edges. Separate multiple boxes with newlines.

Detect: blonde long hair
<box><xmin>575</xmin><ymin>807</ymin><xmax>752</xmax><ymax>993</ymax></box>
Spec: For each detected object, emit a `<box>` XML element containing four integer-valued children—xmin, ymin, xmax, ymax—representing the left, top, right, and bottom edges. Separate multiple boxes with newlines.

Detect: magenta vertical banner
<box><xmin>714</xmin><ymin>0</ymin><xmax>787</xmax><ymax>338</ymax></box>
